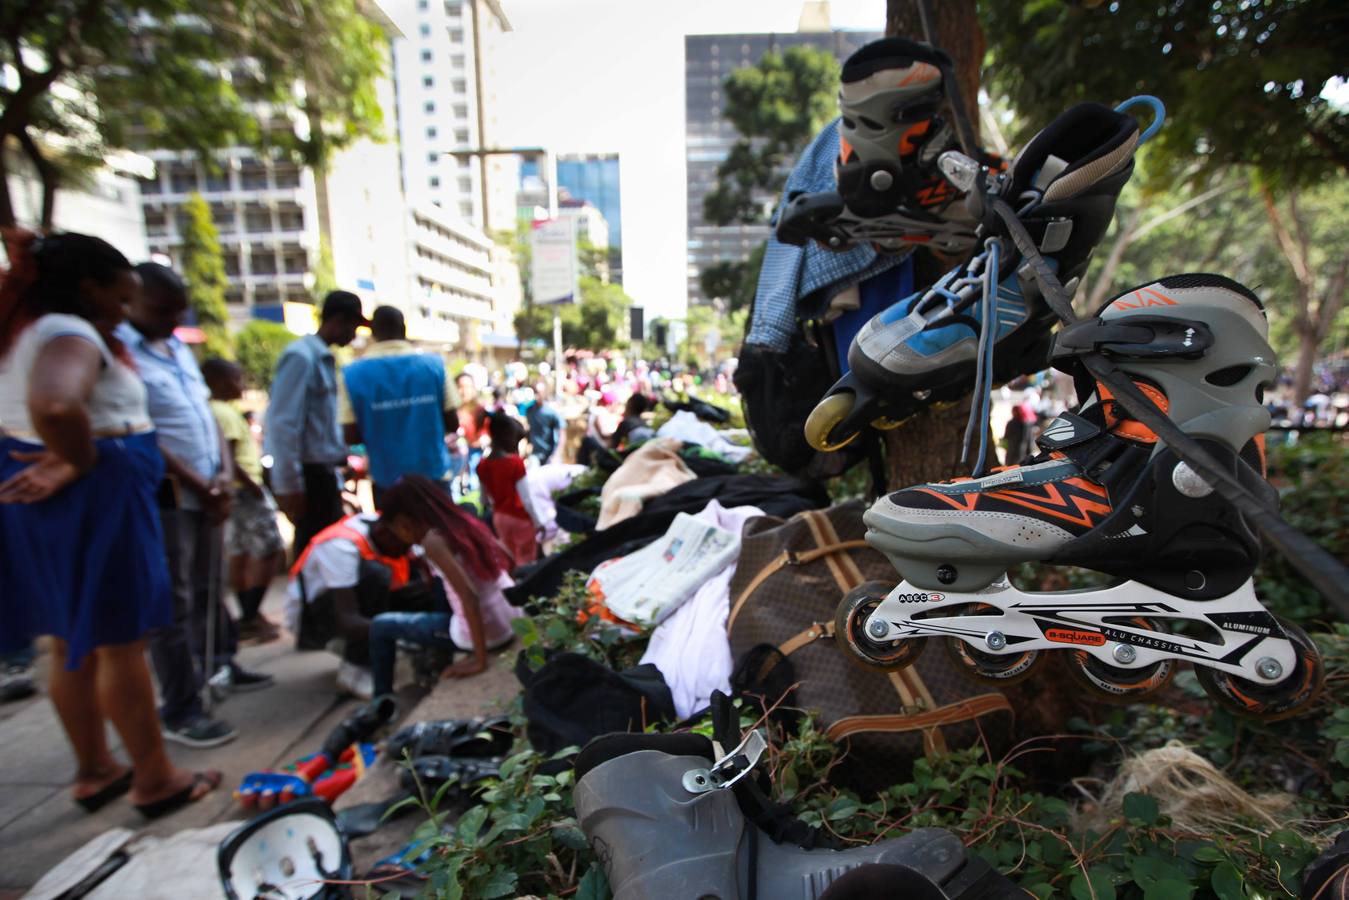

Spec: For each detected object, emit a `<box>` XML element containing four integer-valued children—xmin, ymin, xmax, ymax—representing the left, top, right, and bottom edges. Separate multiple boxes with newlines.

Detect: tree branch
<box><xmin>1131</xmin><ymin>181</ymin><xmax>1237</xmax><ymax>241</ymax></box>
<box><xmin>16</xmin><ymin>126</ymin><xmax>59</xmax><ymax>230</ymax></box>
<box><xmin>1260</xmin><ymin>184</ymin><xmax>1313</xmax><ymax>292</ymax></box>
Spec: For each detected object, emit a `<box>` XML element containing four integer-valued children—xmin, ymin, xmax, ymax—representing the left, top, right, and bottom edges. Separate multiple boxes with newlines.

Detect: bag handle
<box><xmin>824</xmin><ymin>693</ymin><xmax>1014</xmax><ymax>742</ymax></box>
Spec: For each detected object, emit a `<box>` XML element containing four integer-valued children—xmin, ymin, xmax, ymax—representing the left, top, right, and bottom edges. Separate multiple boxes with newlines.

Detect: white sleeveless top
<box><xmin>0</xmin><ymin>314</ymin><xmax>150</xmax><ymax>441</ymax></box>
<box><xmin>438</xmin><ymin>568</ymin><xmax>523</xmax><ymax>653</ymax></box>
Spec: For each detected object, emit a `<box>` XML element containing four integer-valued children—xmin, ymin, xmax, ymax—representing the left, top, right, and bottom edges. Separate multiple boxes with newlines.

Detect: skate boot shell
<box><xmin>835</xmin><ymin>275</ymin><xmax>1324</xmax><ymax>719</ymax></box>
<box><xmin>573</xmin><ymin>731</ymin><xmax>1015</xmax><ymax>900</ymax></box>
<box><xmin>805</xmin><ymin>97</ymin><xmax>1162</xmax><ymax>452</ymax></box>
<box><xmin>776</xmin><ymin>38</ymin><xmax>979</xmax><ymax>256</ymax></box>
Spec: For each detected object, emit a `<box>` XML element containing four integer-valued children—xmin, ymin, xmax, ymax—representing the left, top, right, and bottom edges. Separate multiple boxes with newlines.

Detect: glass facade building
<box><xmin>684</xmin><ymin>30</ymin><xmax>880</xmax><ymax>306</ymax></box>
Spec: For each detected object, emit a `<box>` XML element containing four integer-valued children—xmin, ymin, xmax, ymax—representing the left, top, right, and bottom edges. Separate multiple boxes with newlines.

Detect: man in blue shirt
<box><xmin>264</xmin><ymin>291</ymin><xmax>366</xmax><ymax>559</ymax></box>
<box><xmin>338</xmin><ymin>306</ymin><xmax>459</xmax><ymax>507</ymax></box>
<box><xmin>524</xmin><ymin>381</ymin><xmax>565</xmax><ymax>464</ymax></box>
<box><xmin>120</xmin><ymin>263</ymin><xmax>272</xmax><ymax>748</ymax></box>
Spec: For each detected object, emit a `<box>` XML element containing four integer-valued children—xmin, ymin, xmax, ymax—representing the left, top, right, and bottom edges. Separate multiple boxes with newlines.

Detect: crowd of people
<box><xmin>0</xmin><ymin>227</ymin><xmax>738</xmax><ymax>821</ymax></box>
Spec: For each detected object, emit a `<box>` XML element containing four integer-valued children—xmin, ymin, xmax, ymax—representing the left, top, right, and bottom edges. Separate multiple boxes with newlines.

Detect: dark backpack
<box><xmin>515</xmin><ymin>651</ymin><xmax>677</xmax><ymax>756</ymax></box>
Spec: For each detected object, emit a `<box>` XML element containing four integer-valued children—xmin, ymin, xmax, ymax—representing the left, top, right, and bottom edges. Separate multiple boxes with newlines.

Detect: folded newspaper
<box><xmin>587</xmin><ymin>512</ymin><xmax>739</xmax><ymax>627</ymax></box>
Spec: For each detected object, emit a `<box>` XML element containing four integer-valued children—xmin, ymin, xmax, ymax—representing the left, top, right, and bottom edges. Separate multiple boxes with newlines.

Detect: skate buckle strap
<box><xmin>1052</xmin><ymin>316</ymin><xmax>1214</xmax><ymax>361</ymax></box>
<box><xmin>937</xmin><ymin>150</ymin><xmax>980</xmax><ymax>192</ymax></box>
<box><xmin>1036</xmin><ymin>412</ymin><xmax>1101</xmax><ymax>452</ymax></box>
<box><xmin>682</xmin><ymin>729</ymin><xmax>767</xmax><ymax>795</ymax></box>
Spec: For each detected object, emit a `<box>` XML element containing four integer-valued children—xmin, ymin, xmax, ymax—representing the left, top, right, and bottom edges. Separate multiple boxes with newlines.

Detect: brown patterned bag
<box><xmin>727</xmin><ymin>501</ymin><xmax>1015</xmax><ymax>794</ymax></box>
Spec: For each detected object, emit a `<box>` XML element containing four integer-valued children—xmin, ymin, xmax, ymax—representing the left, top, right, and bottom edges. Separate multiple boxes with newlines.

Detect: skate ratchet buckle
<box><xmin>682</xmin><ymin>729</ymin><xmax>767</xmax><ymax>794</ymax></box>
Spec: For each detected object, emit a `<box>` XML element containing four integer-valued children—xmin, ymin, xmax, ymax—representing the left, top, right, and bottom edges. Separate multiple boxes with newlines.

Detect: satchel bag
<box><xmin>727</xmin><ymin>502</ymin><xmax>1015</xmax><ymax>793</ymax></box>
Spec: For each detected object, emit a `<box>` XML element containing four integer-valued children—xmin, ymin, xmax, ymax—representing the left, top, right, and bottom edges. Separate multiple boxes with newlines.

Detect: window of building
<box><xmin>428</xmin><ymin>151</ymin><xmax>439</xmax><ymax>164</ymax></box>
<box><xmin>459</xmin><ymin>201</ymin><xmax>473</xmax><ymax>218</ymax></box>
<box><xmin>282</xmin><ymin>251</ymin><xmax>307</xmax><ymax>274</ymax></box>
<box><xmin>457</xmin><ymin>156</ymin><xmax>470</xmax><ymax>169</ymax></box>
<box><xmin>444</xmin><ymin>1</ymin><xmax>461</xmax><ymax>16</ymax></box>
<box><xmin>224</xmin><ymin>253</ymin><xmax>241</xmax><ymax>277</ymax></box>
<box><xmin>458</xmin><ymin>176</ymin><xmax>472</xmax><ymax>193</ymax></box>
<box><xmin>426</xmin><ymin>126</ymin><xmax>438</xmax><ymax>139</ymax></box>
<box><xmin>424</xmin><ymin>100</ymin><xmax>435</xmax><ymax>114</ymax></box>
<box><xmin>448</xmin><ymin>29</ymin><xmax>463</xmax><ymax>43</ymax></box>
<box><xmin>453</xmin><ymin>103</ymin><xmax>467</xmax><ymax>119</ymax></box>
<box><xmin>225</xmin><ymin>287</ymin><xmax>243</xmax><ymax>304</ymax></box>
<box><xmin>418</xmin><ymin>0</ymin><xmax>428</xmax><ymax>8</ymax></box>
<box><xmin>421</xmin><ymin>49</ymin><xmax>432</xmax><ymax>62</ymax></box>
<box><xmin>170</xmin><ymin>166</ymin><xmax>198</xmax><ymax>194</ymax></box>
<box><xmin>244</xmin><ymin>210</ymin><xmax>272</xmax><ymax>233</ymax></box>
<box><xmin>253</xmin><ymin>285</ymin><xmax>280</xmax><ymax>304</ymax></box>
<box><xmin>138</xmin><ymin>176</ymin><xmax>162</xmax><ymax>196</ymax></box>
<box><xmin>211</xmin><ymin>205</ymin><xmax>235</xmax><ymax>232</ymax></box>
<box><xmin>423</xmin><ymin>75</ymin><xmax>434</xmax><ymax>88</ymax></box>
<box><xmin>277</xmin><ymin>207</ymin><xmax>304</xmax><ymax>231</ymax></box>
<box><xmin>450</xmin><ymin>54</ymin><xmax>464</xmax><ymax>69</ymax></box>
<box><xmin>240</xmin><ymin>165</ymin><xmax>268</xmax><ymax>190</ymax></box>
<box><xmin>419</xmin><ymin>23</ymin><xmax>431</xmax><ymax>37</ymax></box>
<box><xmin>250</xmin><ymin>251</ymin><xmax>278</xmax><ymax>276</ymax></box>
<box><xmin>452</xmin><ymin>79</ymin><xmax>466</xmax><ymax>94</ymax></box>
<box><xmin>143</xmin><ymin>209</ymin><xmax>167</xmax><ymax>236</ymax></box>
<box><xmin>454</xmin><ymin>128</ymin><xmax>469</xmax><ymax>143</ymax></box>
<box><xmin>430</xmin><ymin>176</ymin><xmax>440</xmax><ymax>188</ymax></box>
<box><xmin>204</xmin><ymin>168</ymin><xmax>231</xmax><ymax>192</ymax></box>
<box><xmin>273</xmin><ymin>164</ymin><xmax>301</xmax><ymax>188</ymax></box>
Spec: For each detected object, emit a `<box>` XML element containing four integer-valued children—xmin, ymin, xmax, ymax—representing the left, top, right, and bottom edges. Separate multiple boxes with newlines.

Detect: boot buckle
<box><xmin>682</xmin><ymin>729</ymin><xmax>767</xmax><ymax>794</ymax></box>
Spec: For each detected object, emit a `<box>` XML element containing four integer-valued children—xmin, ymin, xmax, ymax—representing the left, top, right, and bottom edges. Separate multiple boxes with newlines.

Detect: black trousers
<box><xmin>292</xmin><ymin>463</ymin><xmax>345</xmax><ymax>562</ymax></box>
<box><xmin>147</xmin><ymin>506</ymin><xmax>238</xmax><ymax>726</ymax></box>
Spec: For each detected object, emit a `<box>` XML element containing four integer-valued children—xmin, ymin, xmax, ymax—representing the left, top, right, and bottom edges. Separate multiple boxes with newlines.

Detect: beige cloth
<box><xmin>597</xmin><ymin>437</ymin><xmax>696</xmax><ymax>530</ymax></box>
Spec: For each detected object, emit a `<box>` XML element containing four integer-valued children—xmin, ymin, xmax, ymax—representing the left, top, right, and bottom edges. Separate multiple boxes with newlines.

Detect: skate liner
<box><xmin>804</xmin><ymin>96</ymin><xmax>1164</xmax><ymax>453</ymax></box>
<box><xmin>776</xmin><ymin>37</ymin><xmax>982</xmax><ymax>256</ymax></box>
<box><xmin>835</xmin><ymin>275</ymin><xmax>1325</xmax><ymax>721</ymax></box>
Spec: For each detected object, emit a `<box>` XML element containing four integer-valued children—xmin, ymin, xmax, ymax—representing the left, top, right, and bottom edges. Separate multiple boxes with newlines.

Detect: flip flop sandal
<box><xmin>75</xmin><ymin>770</ymin><xmax>134</xmax><ymax>813</ymax></box>
<box><xmin>398</xmin><ymin>755</ymin><xmax>501</xmax><ymax>801</ymax></box>
<box><xmin>335</xmin><ymin>793</ymin><xmax>417</xmax><ymax>839</ymax></box>
<box><xmin>385</xmin><ymin>715</ymin><xmax>513</xmax><ymax>760</ymax></box>
<box><xmin>134</xmin><ymin>770</ymin><xmax>222</xmax><ymax>819</ymax></box>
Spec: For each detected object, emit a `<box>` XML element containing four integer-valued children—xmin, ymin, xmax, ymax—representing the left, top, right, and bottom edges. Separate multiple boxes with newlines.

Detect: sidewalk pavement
<box><xmin>0</xmin><ymin>578</ymin><xmax>524</xmax><ymax>898</ymax></box>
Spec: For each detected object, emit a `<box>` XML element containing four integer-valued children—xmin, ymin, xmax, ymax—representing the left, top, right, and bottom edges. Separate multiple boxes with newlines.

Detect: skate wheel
<box><xmin>1195</xmin><ymin>617</ymin><xmax>1324</xmax><ymax>721</ymax></box>
<box><xmin>1066</xmin><ymin>617</ymin><xmax>1176</xmax><ymax>702</ymax></box>
<box><xmin>942</xmin><ymin>604</ymin><xmax>1042</xmax><ymax>683</ymax></box>
<box><xmin>834</xmin><ymin>581</ymin><xmax>924</xmax><ymax>672</ymax></box>
<box><xmin>946</xmin><ymin>638</ymin><xmax>1043</xmax><ymax>684</ymax></box>
<box><xmin>805</xmin><ymin>392</ymin><xmax>860</xmax><ymax>452</ymax></box>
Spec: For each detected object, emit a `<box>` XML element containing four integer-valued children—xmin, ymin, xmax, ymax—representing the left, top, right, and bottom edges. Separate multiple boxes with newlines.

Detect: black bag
<box><xmin>515</xmin><ymin>651</ymin><xmax>677</xmax><ymax>756</ymax></box>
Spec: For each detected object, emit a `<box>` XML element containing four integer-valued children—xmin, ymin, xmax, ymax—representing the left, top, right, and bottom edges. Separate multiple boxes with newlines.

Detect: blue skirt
<box><xmin>0</xmin><ymin>432</ymin><xmax>173</xmax><ymax>669</ymax></box>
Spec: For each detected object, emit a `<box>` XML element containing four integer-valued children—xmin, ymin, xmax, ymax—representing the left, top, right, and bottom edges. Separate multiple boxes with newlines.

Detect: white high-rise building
<box><xmin>390</xmin><ymin>0</ymin><xmax>512</xmax><ymax>231</ymax></box>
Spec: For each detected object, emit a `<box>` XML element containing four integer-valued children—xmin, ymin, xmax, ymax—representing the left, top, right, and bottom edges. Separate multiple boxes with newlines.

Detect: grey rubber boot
<box><xmin>574</xmin><ymin>747</ymin><xmax>994</xmax><ymax>900</ymax></box>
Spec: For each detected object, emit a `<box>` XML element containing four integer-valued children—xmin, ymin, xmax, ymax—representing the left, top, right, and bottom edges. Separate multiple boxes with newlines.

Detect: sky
<box><xmin>488</xmin><ymin>0</ymin><xmax>887</xmax><ymax>320</ymax></box>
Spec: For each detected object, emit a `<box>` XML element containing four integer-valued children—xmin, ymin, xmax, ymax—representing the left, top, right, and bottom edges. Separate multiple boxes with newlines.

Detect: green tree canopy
<box><xmin>0</xmin><ymin>0</ymin><xmax>387</xmax><ymax>229</ymax></box>
<box><xmin>234</xmin><ymin>319</ymin><xmax>297</xmax><ymax>389</ymax></box>
<box><xmin>702</xmin><ymin>45</ymin><xmax>841</xmax><ymax>227</ymax></box>
<box><xmin>179</xmin><ymin>193</ymin><xmax>232</xmax><ymax>359</ymax></box>
<box><xmin>982</xmin><ymin>0</ymin><xmax>1349</xmax><ymax>191</ymax></box>
<box><xmin>513</xmin><ymin>276</ymin><xmax>633</xmax><ymax>351</ymax></box>
<box><xmin>982</xmin><ymin>0</ymin><xmax>1349</xmax><ymax>401</ymax></box>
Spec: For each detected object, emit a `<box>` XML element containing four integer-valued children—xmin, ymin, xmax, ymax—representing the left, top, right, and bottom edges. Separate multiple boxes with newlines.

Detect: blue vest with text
<box><xmin>342</xmin><ymin>352</ymin><xmax>450</xmax><ymax>488</ymax></box>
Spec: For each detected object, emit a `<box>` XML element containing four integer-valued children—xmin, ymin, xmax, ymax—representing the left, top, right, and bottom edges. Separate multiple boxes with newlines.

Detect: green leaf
<box><xmin>476</xmin><ymin>867</ymin><xmax>518</xmax><ymax>899</ymax></box>
<box><xmin>455</xmin><ymin>805</ymin><xmax>488</xmax><ymax>843</ymax></box>
<box><xmin>1143</xmin><ymin>880</ymin><xmax>1193</xmax><ymax>900</ymax></box>
<box><xmin>1023</xmin><ymin>883</ymin><xmax>1055</xmax><ymax>900</ymax></box>
<box><xmin>1070</xmin><ymin>871</ymin><xmax>1118</xmax><ymax>900</ymax></box>
<box><xmin>576</xmin><ymin>865</ymin><xmax>611</xmax><ymax>900</ymax></box>
<box><xmin>1131</xmin><ymin>856</ymin><xmax>1189</xmax><ymax>890</ymax></box>
<box><xmin>1122</xmin><ymin>792</ymin><xmax>1160</xmax><ymax>825</ymax></box>
<box><xmin>825</xmin><ymin>796</ymin><xmax>861</xmax><ymax>821</ymax></box>
<box><xmin>1210</xmin><ymin>862</ymin><xmax>1246</xmax><ymax>900</ymax></box>
<box><xmin>556</xmin><ymin>824</ymin><xmax>591</xmax><ymax>850</ymax></box>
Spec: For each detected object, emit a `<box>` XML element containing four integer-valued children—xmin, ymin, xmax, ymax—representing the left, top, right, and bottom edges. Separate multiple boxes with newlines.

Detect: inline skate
<box><xmin>775</xmin><ymin>37</ymin><xmax>981</xmax><ymax>256</ymax></box>
<box><xmin>804</xmin><ymin>96</ymin><xmax>1164</xmax><ymax>453</ymax></box>
<box><xmin>834</xmin><ymin>274</ymin><xmax>1325</xmax><ymax>720</ymax></box>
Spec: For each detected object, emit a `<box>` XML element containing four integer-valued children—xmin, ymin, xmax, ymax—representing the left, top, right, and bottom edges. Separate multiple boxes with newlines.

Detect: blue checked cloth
<box><xmin>746</xmin><ymin>118</ymin><xmax>910</xmax><ymax>352</ymax></box>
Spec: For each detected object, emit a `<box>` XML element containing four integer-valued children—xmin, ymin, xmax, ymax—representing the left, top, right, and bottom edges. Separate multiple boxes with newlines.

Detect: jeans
<box><xmin>369</xmin><ymin>612</ymin><xmax>457</xmax><ymax>698</ymax></box>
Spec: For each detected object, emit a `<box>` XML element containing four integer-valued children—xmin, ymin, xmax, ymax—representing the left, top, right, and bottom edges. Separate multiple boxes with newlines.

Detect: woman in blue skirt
<box><xmin>0</xmin><ymin>229</ymin><xmax>220</xmax><ymax>817</ymax></box>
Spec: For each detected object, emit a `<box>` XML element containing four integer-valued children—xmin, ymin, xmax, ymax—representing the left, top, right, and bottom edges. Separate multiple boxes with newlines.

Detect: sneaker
<box><xmin>335</xmin><ymin>662</ymin><xmax>374</xmax><ymax>700</ymax></box>
<box><xmin>0</xmin><ymin>663</ymin><xmax>36</xmax><ymax>703</ymax></box>
<box><xmin>162</xmin><ymin>713</ymin><xmax>237</xmax><ymax>748</ymax></box>
<box><xmin>209</xmin><ymin>664</ymin><xmax>275</xmax><ymax>695</ymax></box>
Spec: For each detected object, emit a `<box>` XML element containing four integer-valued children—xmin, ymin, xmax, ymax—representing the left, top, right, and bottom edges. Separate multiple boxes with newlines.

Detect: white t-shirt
<box><xmin>0</xmin><ymin>314</ymin><xmax>150</xmax><ymax>440</ymax></box>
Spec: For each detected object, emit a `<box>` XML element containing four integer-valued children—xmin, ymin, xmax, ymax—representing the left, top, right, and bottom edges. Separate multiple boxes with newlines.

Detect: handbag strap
<box><xmin>824</xmin><ymin>693</ymin><xmax>1014</xmax><ymax>743</ymax></box>
<box><xmin>726</xmin><ymin>534</ymin><xmax>871</xmax><ymax>632</ymax></box>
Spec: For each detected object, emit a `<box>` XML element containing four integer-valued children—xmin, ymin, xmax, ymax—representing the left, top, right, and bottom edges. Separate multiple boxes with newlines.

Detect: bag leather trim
<box><xmin>824</xmin><ymin>693</ymin><xmax>1014</xmax><ymax>742</ymax></box>
<box><xmin>726</xmin><ymin>538</ymin><xmax>870</xmax><ymax>633</ymax></box>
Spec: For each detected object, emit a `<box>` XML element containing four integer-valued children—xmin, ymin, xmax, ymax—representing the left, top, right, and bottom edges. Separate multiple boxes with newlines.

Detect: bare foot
<box><xmin>130</xmin><ymin>767</ymin><xmax>221</xmax><ymax>809</ymax></box>
<box><xmin>72</xmin><ymin>762</ymin><xmax>131</xmax><ymax>803</ymax></box>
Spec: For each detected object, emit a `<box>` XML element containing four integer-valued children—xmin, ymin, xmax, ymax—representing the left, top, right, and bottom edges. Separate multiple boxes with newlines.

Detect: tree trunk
<box><xmin>880</xmin><ymin>0</ymin><xmax>985</xmax><ymax>490</ymax></box>
<box><xmin>0</xmin><ymin>141</ymin><xmax>15</xmax><ymax>229</ymax></box>
<box><xmin>16</xmin><ymin>128</ymin><xmax>59</xmax><ymax>230</ymax></box>
<box><xmin>1291</xmin><ymin>329</ymin><xmax>1318</xmax><ymax>407</ymax></box>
